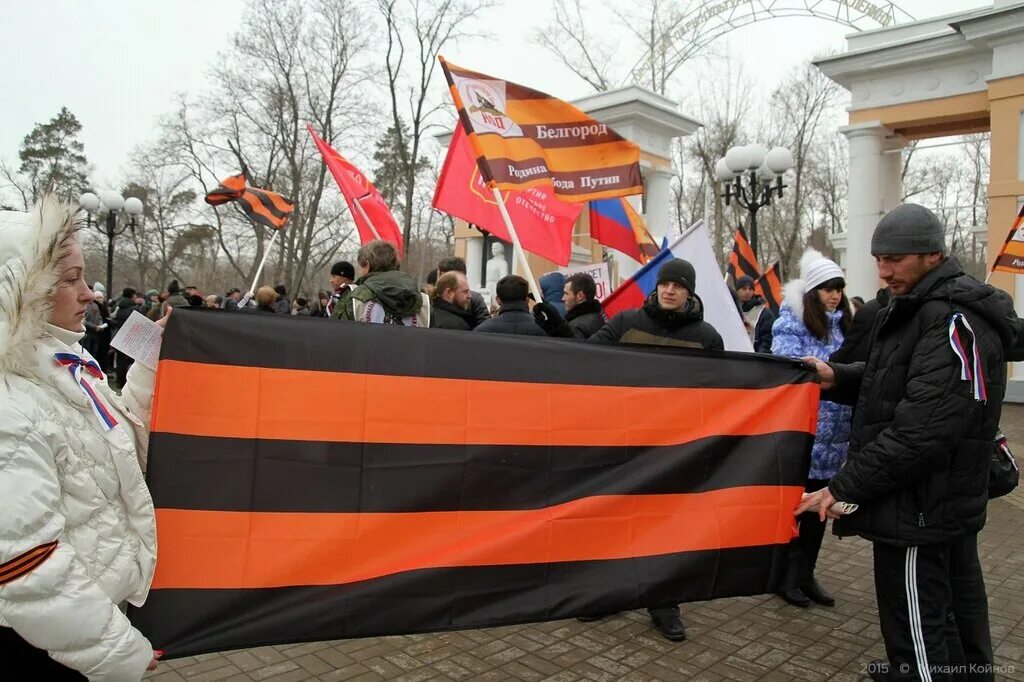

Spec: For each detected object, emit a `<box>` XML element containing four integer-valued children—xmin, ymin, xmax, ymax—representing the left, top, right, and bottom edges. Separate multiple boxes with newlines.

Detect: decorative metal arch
<box><xmin>626</xmin><ymin>0</ymin><xmax>915</xmax><ymax>86</ymax></box>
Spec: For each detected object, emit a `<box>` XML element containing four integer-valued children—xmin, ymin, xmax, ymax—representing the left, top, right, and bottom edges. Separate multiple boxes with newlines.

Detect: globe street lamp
<box><xmin>715</xmin><ymin>144</ymin><xmax>795</xmax><ymax>258</ymax></box>
<box><xmin>79</xmin><ymin>190</ymin><xmax>145</xmax><ymax>300</ymax></box>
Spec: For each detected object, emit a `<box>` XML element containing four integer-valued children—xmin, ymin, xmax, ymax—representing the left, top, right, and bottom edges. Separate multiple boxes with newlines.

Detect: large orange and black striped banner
<box><xmin>131</xmin><ymin>310</ymin><xmax>819</xmax><ymax>656</ymax></box>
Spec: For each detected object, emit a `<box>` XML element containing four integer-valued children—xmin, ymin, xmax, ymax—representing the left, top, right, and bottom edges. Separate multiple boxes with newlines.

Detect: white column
<box><xmin>643</xmin><ymin>167</ymin><xmax>675</xmax><ymax>246</ymax></box>
<box><xmin>881</xmin><ymin>135</ymin><xmax>905</xmax><ymax>214</ymax></box>
<box><xmin>465</xmin><ymin>236</ymin><xmax>484</xmax><ymax>290</ymax></box>
<box><xmin>840</xmin><ymin>121</ymin><xmax>895</xmax><ymax>299</ymax></box>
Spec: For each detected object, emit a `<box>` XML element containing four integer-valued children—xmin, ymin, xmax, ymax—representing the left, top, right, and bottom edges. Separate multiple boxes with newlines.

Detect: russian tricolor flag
<box><xmin>602</xmin><ymin>222</ymin><xmax>754</xmax><ymax>352</ymax></box>
<box><xmin>589</xmin><ymin>198</ymin><xmax>659</xmax><ymax>264</ymax></box>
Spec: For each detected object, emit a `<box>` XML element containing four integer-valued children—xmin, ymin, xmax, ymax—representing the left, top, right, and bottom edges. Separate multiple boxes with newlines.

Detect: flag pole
<box><xmin>238</xmin><ymin>229</ymin><xmax>281</xmax><ymax>309</ymax></box>
<box><xmin>350</xmin><ymin>198</ymin><xmax>383</xmax><ymax>241</ymax></box>
<box><xmin>491</xmin><ymin>187</ymin><xmax>542</xmax><ymax>302</ymax></box>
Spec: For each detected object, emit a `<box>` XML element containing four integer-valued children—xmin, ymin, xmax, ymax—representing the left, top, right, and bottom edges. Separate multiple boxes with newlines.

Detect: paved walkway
<box><xmin>145</xmin><ymin>406</ymin><xmax>1024</xmax><ymax>682</ymax></box>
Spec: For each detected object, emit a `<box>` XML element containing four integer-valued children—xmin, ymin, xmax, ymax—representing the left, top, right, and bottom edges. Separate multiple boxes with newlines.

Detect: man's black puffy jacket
<box><xmin>565</xmin><ymin>300</ymin><xmax>605</xmax><ymax>339</ymax></box>
<box><xmin>588</xmin><ymin>293</ymin><xmax>724</xmax><ymax>350</ymax></box>
<box><xmin>826</xmin><ymin>257</ymin><xmax>1017</xmax><ymax>546</ymax></box>
<box><xmin>474</xmin><ymin>301</ymin><xmax>547</xmax><ymax>336</ymax></box>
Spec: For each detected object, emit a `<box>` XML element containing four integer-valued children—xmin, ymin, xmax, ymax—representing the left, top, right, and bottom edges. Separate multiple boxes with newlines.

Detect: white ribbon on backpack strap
<box><xmin>947</xmin><ymin>313</ymin><xmax>987</xmax><ymax>403</ymax></box>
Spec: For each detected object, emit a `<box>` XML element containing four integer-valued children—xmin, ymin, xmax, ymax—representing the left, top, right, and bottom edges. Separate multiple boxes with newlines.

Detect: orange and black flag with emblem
<box><xmin>727</xmin><ymin>226</ymin><xmax>761</xmax><ymax>283</ymax></box>
<box><xmin>755</xmin><ymin>262</ymin><xmax>783</xmax><ymax>315</ymax></box>
<box><xmin>439</xmin><ymin>57</ymin><xmax>642</xmax><ymax>202</ymax></box>
<box><xmin>131</xmin><ymin>310</ymin><xmax>819</xmax><ymax>656</ymax></box>
<box><xmin>992</xmin><ymin>204</ymin><xmax>1024</xmax><ymax>275</ymax></box>
<box><xmin>205</xmin><ymin>173</ymin><xmax>294</xmax><ymax>231</ymax></box>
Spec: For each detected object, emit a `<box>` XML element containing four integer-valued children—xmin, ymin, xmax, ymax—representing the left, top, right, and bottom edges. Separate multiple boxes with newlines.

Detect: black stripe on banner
<box><xmin>160</xmin><ymin>309</ymin><xmax>815</xmax><ymax>390</ymax></box>
<box><xmin>131</xmin><ymin>544</ymin><xmax>789</xmax><ymax>658</ymax></box>
<box><xmin>146</xmin><ymin>432</ymin><xmax>811</xmax><ymax>513</ymax></box>
<box><xmin>248</xmin><ymin>188</ymin><xmax>291</xmax><ymax>219</ymax></box>
<box><xmin>235</xmin><ymin>194</ymin><xmax>281</xmax><ymax>230</ymax></box>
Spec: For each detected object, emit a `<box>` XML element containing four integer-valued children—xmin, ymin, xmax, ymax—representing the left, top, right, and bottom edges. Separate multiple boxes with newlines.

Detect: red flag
<box><xmin>433</xmin><ymin>125</ymin><xmax>581</xmax><ymax>266</ymax></box>
<box><xmin>307</xmin><ymin>125</ymin><xmax>404</xmax><ymax>256</ymax></box>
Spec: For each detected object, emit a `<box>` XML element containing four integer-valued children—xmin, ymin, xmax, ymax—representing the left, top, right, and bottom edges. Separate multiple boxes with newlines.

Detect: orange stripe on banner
<box><xmin>503</xmin><ymin>99</ymin><xmax>603</xmax><ymax>125</ymax></box>
<box><xmin>474</xmin><ymin>136</ymin><xmax>639</xmax><ymax>170</ymax></box>
<box><xmin>151</xmin><ymin>360</ymin><xmax>820</xmax><ymax>445</ymax></box>
<box><xmin>151</xmin><ymin>486</ymin><xmax>803</xmax><ymax>589</ymax></box>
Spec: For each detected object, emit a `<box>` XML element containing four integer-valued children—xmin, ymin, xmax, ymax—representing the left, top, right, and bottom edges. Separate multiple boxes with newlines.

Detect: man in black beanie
<box><xmin>535</xmin><ymin>258</ymin><xmax>722</xmax><ymax>642</ymax></box>
<box><xmin>800</xmin><ymin>203</ymin><xmax>1017</xmax><ymax>681</ymax></box>
<box><xmin>326</xmin><ymin>261</ymin><xmax>355</xmax><ymax>317</ymax></box>
<box><xmin>582</xmin><ymin>258</ymin><xmax>723</xmax><ymax>350</ymax></box>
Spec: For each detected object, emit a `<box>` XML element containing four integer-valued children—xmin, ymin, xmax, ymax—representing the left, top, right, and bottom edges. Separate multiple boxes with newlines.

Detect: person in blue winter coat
<box><xmin>771</xmin><ymin>249</ymin><xmax>853</xmax><ymax>608</ymax></box>
<box><xmin>539</xmin><ymin>271</ymin><xmax>566</xmax><ymax>317</ymax></box>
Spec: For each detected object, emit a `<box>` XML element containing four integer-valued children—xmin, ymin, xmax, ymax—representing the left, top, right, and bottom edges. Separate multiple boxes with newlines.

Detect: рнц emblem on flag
<box><xmin>458</xmin><ymin>78</ymin><xmax>522</xmax><ymax>137</ymax></box>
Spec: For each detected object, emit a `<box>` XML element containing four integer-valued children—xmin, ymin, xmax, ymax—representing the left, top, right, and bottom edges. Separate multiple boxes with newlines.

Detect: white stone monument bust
<box><xmin>485</xmin><ymin>242</ymin><xmax>509</xmax><ymax>301</ymax></box>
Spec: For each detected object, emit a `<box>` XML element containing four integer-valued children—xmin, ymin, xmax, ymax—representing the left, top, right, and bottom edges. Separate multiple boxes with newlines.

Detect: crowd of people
<box><xmin>0</xmin><ymin>195</ymin><xmax>1018</xmax><ymax>681</ymax></box>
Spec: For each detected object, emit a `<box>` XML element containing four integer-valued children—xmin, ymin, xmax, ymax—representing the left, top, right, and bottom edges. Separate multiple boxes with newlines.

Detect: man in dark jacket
<box><xmin>561</xmin><ymin>272</ymin><xmax>605</xmax><ymax>339</ymax></box>
<box><xmin>431</xmin><ymin>272</ymin><xmax>477</xmax><ymax>331</ymax></box>
<box><xmin>587</xmin><ymin>259</ymin><xmax>724</xmax><ymax>350</ymax></box>
<box><xmin>326</xmin><ymin>261</ymin><xmax>355</xmax><ymax>318</ymax></box>
<box><xmin>535</xmin><ymin>258</ymin><xmax>722</xmax><ymax>643</ymax></box>
<box><xmin>162</xmin><ymin>279</ymin><xmax>189</xmax><ymax>315</ymax></box>
<box><xmin>735</xmin><ymin>275</ymin><xmax>775</xmax><ymax>353</ymax></box>
<box><xmin>800</xmin><ymin>204</ymin><xmax>1017</xmax><ymax>682</ymax></box>
<box><xmin>438</xmin><ymin>256</ymin><xmax>491</xmax><ymax>326</ymax></box>
<box><xmin>111</xmin><ymin>288</ymin><xmax>145</xmax><ymax>388</ymax></box>
<box><xmin>475</xmin><ymin>275</ymin><xmax>547</xmax><ymax>336</ymax></box>
<box><xmin>273</xmin><ymin>284</ymin><xmax>291</xmax><ymax>314</ymax></box>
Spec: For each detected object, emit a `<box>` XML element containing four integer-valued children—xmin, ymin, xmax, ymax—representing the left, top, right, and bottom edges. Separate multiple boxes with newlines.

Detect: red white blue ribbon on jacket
<box><xmin>54</xmin><ymin>352</ymin><xmax>119</xmax><ymax>431</ymax></box>
<box><xmin>947</xmin><ymin>313</ymin><xmax>987</xmax><ymax>403</ymax></box>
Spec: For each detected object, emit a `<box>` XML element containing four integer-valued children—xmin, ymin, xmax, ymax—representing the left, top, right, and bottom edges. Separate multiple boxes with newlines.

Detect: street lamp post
<box><xmin>79</xmin><ymin>190</ymin><xmax>145</xmax><ymax>300</ymax></box>
<box><xmin>715</xmin><ymin>144</ymin><xmax>795</xmax><ymax>259</ymax></box>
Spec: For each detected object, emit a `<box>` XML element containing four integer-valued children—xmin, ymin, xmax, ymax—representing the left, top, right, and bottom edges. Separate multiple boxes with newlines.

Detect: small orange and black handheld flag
<box><xmin>205</xmin><ymin>173</ymin><xmax>294</xmax><ymax>231</ymax></box>
<box><xmin>727</xmin><ymin>227</ymin><xmax>761</xmax><ymax>283</ymax></box>
<box><xmin>755</xmin><ymin>261</ymin><xmax>783</xmax><ymax>315</ymax></box>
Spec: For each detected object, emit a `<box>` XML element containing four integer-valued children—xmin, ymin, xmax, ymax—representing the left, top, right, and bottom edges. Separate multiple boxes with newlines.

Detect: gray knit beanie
<box><xmin>871</xmin><ymin>204</ymin><xmax>945</xmax><ymax>256</ymax></box>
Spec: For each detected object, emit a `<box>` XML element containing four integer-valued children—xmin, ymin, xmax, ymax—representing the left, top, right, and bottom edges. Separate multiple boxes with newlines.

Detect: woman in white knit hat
<box><xmin>771</xmin><ymin>249</ymin><xmax>854</xmax><ymax>608</ymax></box>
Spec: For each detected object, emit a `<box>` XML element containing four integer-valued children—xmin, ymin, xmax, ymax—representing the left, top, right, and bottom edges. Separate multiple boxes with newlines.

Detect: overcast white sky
<box><xmin>0</xmin><ymin>0</ymin><xmax>988</xmax><ymax>190</ymax></box>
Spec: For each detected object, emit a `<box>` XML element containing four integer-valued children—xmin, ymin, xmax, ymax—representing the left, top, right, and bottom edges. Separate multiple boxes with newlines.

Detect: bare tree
<box><xmin>151</xmin><ymin>0</ymin><xmax>368</xmax><ymax>295</ymax></box>
<box><xmin>758</xmin><ymin>60</ymin><xmax>842</xmax><ymax>277</ymax></box>
<box><xmin>533</xmin><ymin>0</ymin><xmax>616</xmax><ymax>92</ymax></box>
<box><xmin>684</xmin><ymin>58</ymin><xmax>754</xmax><ymax>266</ymax></box>
<box><xmin>378</xmin><ymin>0</ymin><xmax>492</xmax><ymax>265</ymax></box>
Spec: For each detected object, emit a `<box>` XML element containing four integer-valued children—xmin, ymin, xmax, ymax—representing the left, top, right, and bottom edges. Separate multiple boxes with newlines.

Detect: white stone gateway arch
<box><xmin>448</xmin><ymin>0</ymin><xmax>919</xmax><ymax>290</ymax></box>
<box><xmin>625</xmin><ymin>0</ymin><xmax>915</xmax><ymax>85</ymax></box>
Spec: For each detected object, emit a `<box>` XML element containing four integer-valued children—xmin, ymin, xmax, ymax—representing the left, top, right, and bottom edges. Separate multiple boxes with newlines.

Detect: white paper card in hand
<box><xmin>110</xmin><ymin>310</ymin><xmax>163</xmax><ymax>371</ymax></box>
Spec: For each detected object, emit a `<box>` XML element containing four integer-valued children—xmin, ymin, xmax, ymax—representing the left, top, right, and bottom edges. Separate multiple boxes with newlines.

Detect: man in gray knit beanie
<box><xmin>799</xmin><ymin>202</ymin><xmax>1018</xmax><ymax>680</ymax></box>
<box><xmin>869</xmin><ymin>203</ymin><xmax>945</xmax><ymax>295</ymax></box>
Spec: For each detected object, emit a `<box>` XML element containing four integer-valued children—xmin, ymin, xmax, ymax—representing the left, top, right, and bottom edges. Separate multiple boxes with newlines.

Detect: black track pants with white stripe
<box><xmin>874</xmin><ymin>542</ymin><xmax>954</xmax><ymax>681</ymax></box>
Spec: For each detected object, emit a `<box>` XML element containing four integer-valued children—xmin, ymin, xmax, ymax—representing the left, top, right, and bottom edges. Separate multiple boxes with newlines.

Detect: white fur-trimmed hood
<box><xmin>780</xmin><ymin>279</ymin><xmax>806</xmax><ymax>318</ymax></box>
<box><xmin>0</xmin><ymin>197</ymin><xmax>79</xmax><ymax>368</ymax></box>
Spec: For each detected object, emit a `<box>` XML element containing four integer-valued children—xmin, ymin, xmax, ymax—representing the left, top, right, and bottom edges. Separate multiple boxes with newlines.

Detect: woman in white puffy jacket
<box><xmin>0</xmin><ymin>199</ymin><xmax>163</xmax><ymax>679</ymax></box>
